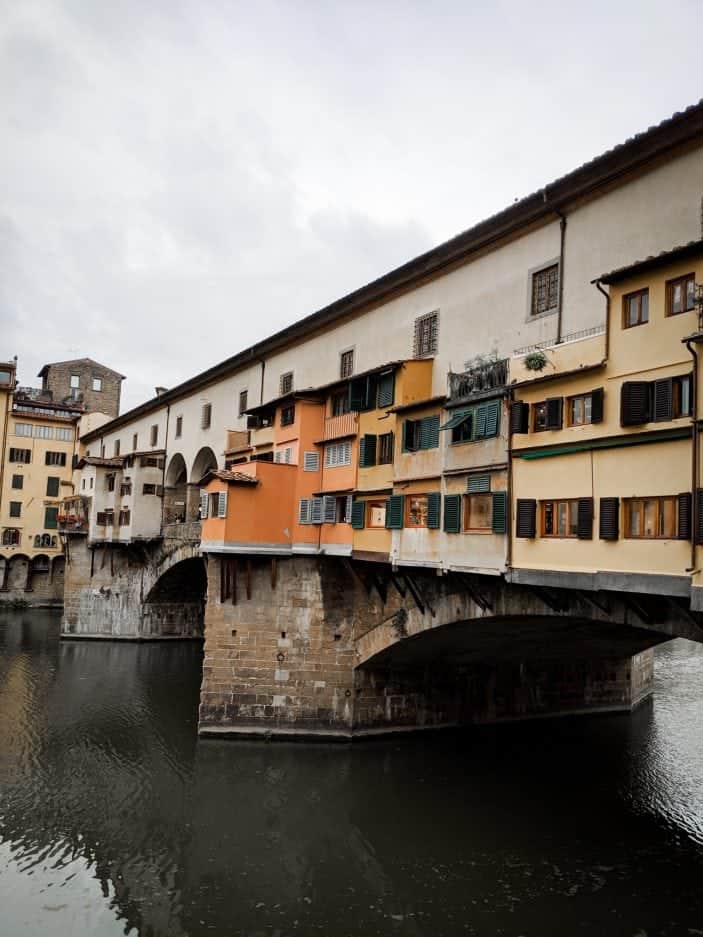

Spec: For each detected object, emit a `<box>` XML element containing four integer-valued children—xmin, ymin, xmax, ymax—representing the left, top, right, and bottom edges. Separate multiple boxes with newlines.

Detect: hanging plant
<box><xmin>523</xmin><ymin>350</ymin><xmax>548</xmax><ymax>372</ymax></box>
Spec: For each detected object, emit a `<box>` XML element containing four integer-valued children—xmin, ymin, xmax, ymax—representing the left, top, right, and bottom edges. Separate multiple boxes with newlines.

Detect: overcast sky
<box><xmin>2</xmin><ymin>1</ymin><xmax>701</xmax><ymax>411</ymax></box>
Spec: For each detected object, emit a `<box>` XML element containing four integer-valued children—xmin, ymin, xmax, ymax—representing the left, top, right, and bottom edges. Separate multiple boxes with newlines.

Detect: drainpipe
<box><xmin>594</xmin><ymin>279</ymin><xmax>611</xmax><ymax>360</ymax></box>
<box><xmin>555</xmin><ymin>209</ymin><xmax>567</xmax><ymax>344</ymax></box>
<box><xmin>259</xmin><ymin>359</ymin><xmax>266</xmax><ymax>406</ymax></box>
<box><xmin>686</xmin><ymin>340</ymin><xmax>698</xmax><ymax>571</ymax></box>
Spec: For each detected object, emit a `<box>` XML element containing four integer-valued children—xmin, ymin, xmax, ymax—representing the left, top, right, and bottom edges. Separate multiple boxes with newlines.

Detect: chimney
<box><xmin>155</xmin><ymin>386</ymin><xmax>168</xmax><ymax>397</ymax></box>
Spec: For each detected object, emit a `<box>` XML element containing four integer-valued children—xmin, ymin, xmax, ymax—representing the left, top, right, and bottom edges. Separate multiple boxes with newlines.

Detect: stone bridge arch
<box><xmin>164</xmin><ymin>453</ymin><xmax>188</xmax><ymax>524</ymax></box>
<box><xmin>186</xmin><ymin>447</ymin><xmax>218</xmax><ymax>521</ymax></box>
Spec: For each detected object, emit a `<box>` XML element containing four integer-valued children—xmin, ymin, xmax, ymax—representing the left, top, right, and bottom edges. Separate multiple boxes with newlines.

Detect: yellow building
<box><xmin>509</xmin><ymin>239</ymin><xmax>702</xmax><ymax>603</ymax></box>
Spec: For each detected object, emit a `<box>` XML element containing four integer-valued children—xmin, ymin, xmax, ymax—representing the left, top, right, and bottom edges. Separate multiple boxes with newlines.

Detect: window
<box><xmin>201</xmin><ymin>404</ymin><xmax>212</xmax><ymax>429</ymax></box>
<box><xmin>142</xmin><ymin>483</ymin><xmax>163</xmax><ymax>496</ymax></box>
<box><xmin>70</xmin><ymin>374</ymin><xmax>80</xmax><ymax>389</ymax></box>
<box><xmin>140</xmin><ymin>456</ymin><xmax>164</xmax><ymax>468</ymax></box>
<box><xmin>541</xmin><ymin>499</ymin><xmax>579</xmax><ymax>538</ymax></box>
<box><xmin>33</xmin><ymin>425</ymin><xmax>52</xmax><ymax>439</ymax></box>
<box><xmin>9</xmin><ymin>448</ymin><xmax>31</xmax><ymax>463</ymax></box>
<box><xmin>280</xmin><ymin>405</ymin><xmax>295</xmax><ymax>427</ymax></box>
<box><xmin>280</xmin><ymin>371</ymin><xmax>294</xmax><ymax>396</ymax></box>
<box><xmin>403</xmin><ymin>415</ymin><xmax>440</xmax><ymax>451</ymax></box>
<box><xmin>46</xmin><ymin>477</ymin><xmax>60</xmax><ymax>497</ymax></box>
<box><xmin>120</xmin><ymin>480</ymin><xmax>132</xmax><ymax>496</ymax></box>
<box><xmin>625</xmin><ymin>497</ymin><xmax>677</xmax><ymax>538</ymax></box>
<box><xmin>150</xmin><ymin>425</ymin><xmax>158</xmax><ymax>446</ymax></box>
<box><xmin>331</xmin><ymin>391</ymin><xmax>350</xmax><ymax>416</ymax></box>
<box><xmin>11</xmin><ymin>475</ymin><xmax>23</xmax><ymax>490</ymax></box>
<box><xmin>452</xmin><ymin>412</ymin><xmax>473</xmax><ymax>443</ymax></box>
<box><xmin>132</xmin><ymin>433</ymin><xmax>138</xmax><ymax>450</ymax></box>
<box><xmin>90</xmin><ymin>477</ymin><xmax>94</xmax><ymax>488</ymax></box>
<box><xmin>324</xmin><ymin>441</ymin><xmax>351</xmax><ymax>467</ymax></box>
<box><xmin>15</xmin><ymin>423</ymin><xmax>32</xmax><ymax>437</ymax></box>
<box><xmin>303</xmin><ymin>451</ymin><xmax>320</xmax><ymax>472</ymax></box>
<box><xmin>464</xmin><ymin>494</ymin><xmax>492</xmax><ymax>531</ymax></box>
<box><xmin>666</xmin><ymin>273</ymin><xmax>695</xmax><ymax>317</ymax></box>
<box><xmin>118</xmin><ymin>509</ymin><xmax>131</xmax><ymax>526</ymax></box>
<box><xmin>531</xmin><ymin>264</ymin><xmax>559</xmax><ymax>317</ymax></box>
<box><xmin>45</xmin><ymin>451</ymin><xmax>67</xmax><ymax>466</ymax></box>
<box><xmin>533</xmin><ymin>402</ymin><xmax>548</xmax><ymax>432</ymax></box>
<box><xmin>44</xmin><ymin>507</ymin><xmax>58</xmax><ymax>530</ymax></box>
<box><xmin>378</xmin><ymin>432</ymin><xmax>394</xmax><ymax>465</ymax></box>
<box><xmin>55</xmin><ymin>427</ymin><xmax>73</xmax><ymax>441</ymax></box>
<box><xmin>92</xmin><ymin>377</ymin><xmax>102</xmax><ymax>392</ymax></box>
<box><xmin>623</xmin><ymin>289</ymin><xmax>649</xmax><ymax>328</ymax></box>
<box><xmin>413</xmin><ymin>311</ymin><xmax>439</xmax><ymax>358</ymax></box>
<box><xmin>340</xmin><ymin>349</ymin><xmax>354</xmax><ymax>379</ymax></box>
<box><xmin>568</xmin><ymin>393</ymin><xmax>592</xmax><ymax>426</ymax></box>
<box><xmin>208</xmin><ymin>491</ymin><xmax>227</xmax><ymax>519</ymax></box>
<box><xmin>368</xmin><ymin>501</ymin><xmax>387</xmax><ymax>528</ymax></box>
<box><xmin>406</xmin><ymin>495</ymin><xmax>429</xmax><ymax>528</ymax></box>
<box><xmin>81</xmin><ymin>478</ymin><xmax>86</xmax><ymax>490</ymax></box>
<box><xmin>106</xmin><ymin>474</ymin><xmax>116</xmax><ymax>492</ymax></box>
<box><xmin>114</xmin><ymin>440</ymin><xmax>120</xmax><ymax>457</ymax></box>
<box><xmin>2</xmin><ymin>529</ymin><xmax>20</xmax><ymax>546</ymax></box>
<box><xmin>239</xmin><ymin>390</ymin><xmax>248</xmax><ymax>416</ymax></box>
<box><xmin>175</xmin><ymin>416</ymin><xmax>183</xmax><ymax>438</ymax></box>
<box><xmin>673</xmin><ymin>375</ymin><xmax>692</xmax><ymax>418</ymax></box>
<box><xmin>9</xmin><ymin>502</ymin><xmax>21</xmax><ymax>518</ymax></box>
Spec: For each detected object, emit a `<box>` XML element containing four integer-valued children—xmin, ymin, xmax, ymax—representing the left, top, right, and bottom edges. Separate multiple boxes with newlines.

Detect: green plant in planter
<box><xmin>524</xmin><ymin>350</ymin><xmax>548</xmax><ymax>372</ymax></box>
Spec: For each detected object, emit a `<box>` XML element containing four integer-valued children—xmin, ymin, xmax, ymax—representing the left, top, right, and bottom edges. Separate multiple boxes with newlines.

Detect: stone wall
<box><xmin>0</xmin><ymin>556</ymin><xmax>65</xmax><ymax>606</ymax></box>
<box><xmin>44</xmin><ymin>360</ymin><xmax>122</xmax><ymax>418</ymax></box>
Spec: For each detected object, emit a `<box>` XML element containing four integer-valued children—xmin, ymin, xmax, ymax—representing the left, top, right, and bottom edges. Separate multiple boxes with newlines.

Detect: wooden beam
<box><xmin>246</xmin><ymin>560</ymin><xmax>252</xmax><ymax>600</ymax></box>
<box><xmin>403</xmin><ymin>574</ymin><xmax>425</xmax><ymax>615</ymax></box>
<box><xmin>232</xmin><ymin>559</ymin><xmax>238</xmax><ymax>605</ymax></box>
<box><xmin>458</xmin><ymin>573</ymin><xmax>493</xmax><ymax>612</ymax></box>
<box><xmin>390</xmin><ymin>573</ymin><xmax>407</xmax><ymax>598</ymax></box>
<box><xmin>341</xmin><ymin>557</ymin><xmax>370</xmax><ymax>594</ymax></box>
<box><xmin>372</xmin><ymin>575</ymin><xmax>388</xmax><ymax>604</ymax></box>
<box><xmin>271</xmin><ymin>558</ymin><xmax>277</xmax><ymax>590</ymax></box>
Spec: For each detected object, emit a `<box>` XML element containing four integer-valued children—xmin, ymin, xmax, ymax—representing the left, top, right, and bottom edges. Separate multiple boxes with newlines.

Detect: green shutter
<box><xmin>491</xmin><ymin>492</ymin><xmax>507</xmax><ymax>534</ymax></box>
<box><xmin>420</xmin><ymin>415</ymin><xmax>440</xmax><ymax>450</ymax></box>
<box><xmin>351</xmin><ymin>500</ymin><xmax>366</xmax><ymax>529</ymax></box>
<box><xmin>44</xmin><ymin>507</ymin><xmax>58</xmax><ymax>530</ymax></box>
<box><xmin>443</xmin><ymin>494</ymin><xmax>462</xmax><ymax>533</ymax></box>
<box><xmin>377</xmin><ymin>372</ymin><xmax>395</xmax><ymax>408</ymax></box>
<box><xmin>359</xmin><ymin>434</ymin><xmax>377</xmax><ymax>467</ymax></box>
<box><xmin>427</xmin><ymin>492</ymin><xmax>441</xmax><ymax>529</ymax></box>
<box><xmin>386</xmin><ymin>494</ymin><xmax>405</xmax><ymax>529</ymax></box>
<box><xmin>484</xmin><ymin>400</ymin><xmax>500</xmax><ymax>438</ymax></box>
<box><xmin>402</xmin><ymin>420</ymin><xmax>415</xmax><ymax>452</ymax></box>
<box><xmin>46</xmin><ymin>477</ymin><xmax>60</xmax><ymax>497</ymax></box>
<box><xmin>475</xmin><ymin>405</ymin><xmax>488</xmax><ymax>438</ymax></box>
<box><xmin>349</xmin><ymin>377</ymin><xmax>366</xmax><ymax>411</ymax></box>
<box><xmin>467</xmin><ymin>474</ymin><xmax>490</xmax><ymax>494</ymax></box>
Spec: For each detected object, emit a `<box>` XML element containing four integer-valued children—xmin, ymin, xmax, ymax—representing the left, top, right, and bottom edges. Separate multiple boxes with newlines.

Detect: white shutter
<box><xmin>311</xmin><ymin>496</ymin><xmax>323</xmax><ymax>524</ymax></box>
<box><xmin>323</xmin><ymin>495</ymin><xmax>337</xmax><ymax>524</ymax></box>
<box><xmin>217</xmin><ymin>490</ymin><xmax>227</xmax><ymax>518</ymax></box>
<box><xmin>341</xmin><ymin>441</ymin><xmax>351</xmax><ymax>465</ymax></box>
<box><xmin>199</xmin><ymin>491</ymin><xmax>209</xmax><ymax>519</ymax></box>
<box><xmin>303</xmin><ymin>451</ymin><xmax>319</xmax><ymax>472</ymax></box>
<box><xmin>275</xmin><ymin>450</ymin><xmax>282</xmax><ymax>463</ymax></box>
<box><xmin>324</xmin><ymin>445</ymin><xmax>336</xmax><ymax>468</ymax></box>
<box><xmin>344</xmin><ymin>495</ymin><xmax>352</xmax><ymax>524</ymax></box>
<box><xmin>299</xmin><ymin>498</ymin><xmax>311</xmax><ymax>524</ymax></box>
<box><xmin>284</xmin><ymin>447</ymin><xmax>292</xmax><ymax>464</ymax></box>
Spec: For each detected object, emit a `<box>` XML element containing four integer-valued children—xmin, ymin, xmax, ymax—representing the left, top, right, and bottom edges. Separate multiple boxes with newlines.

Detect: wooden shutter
<box><xmin>545</xmin><ymin>397</ymin><xmax>563</xmax><ymax>430</ymax></box>
<box><xmin>620</xmin><ymin>381</ymin><xmax>651</xmax><ymax>426</ymax></box>
<box><xmin>443</xmin><ymin>494</ymin><xmax>462</xmax><ymax>533</ymax></box>
<box><xmin>653</xmin><ymin>378</ymin><xmax>674</xmax><ymax>422</ymax></box>
<box><xmin>510</xmin><ymin>401</ymin><xmax>529</xmax><ymax>434</ymax></box>
<box><xmin>402</xmin><ymin>419</ymin><xmax>417</xmax><ymax>452</ymax></box>
<box><xmin>217</xmin><ymin>491</ymin><xmax>227</xmax><ymax>518</ymax></box>
<box><xmin>427</xmin><ymin>492</ymin><xmax>441</xmax><ymax>529</ymax></box>
<box><xmin>386</xmin><ymin>494</ymin><xmax>405</xmax><ymax>529</ymax></box>
<box><xmin>299</xmin><ymin>499</ymin><xmax>311</xmax><ymax>524</ymax></box>
<box><xmin>351</xmin><ymin>500</ymin><xmax>366</xmax><ymax>529</ymax></box>
<box><xmin>344</xmin><ymin>495</ymin><xmax>353</xmax><ymax>523</ymax></box>
<box><xmin>323</xmin><ymin>495</ymin><xmax>337</xmax><ymax>523</ymax></box>
<box><xmin>199</xmin><ymin>491</ymin><xmax>209</xmax><ymax>519</ymax></box>
<box><xmin>420</xmin><ymin>415</ymin><xmax>440</xmax><ymax>450</ymax></box>
<box><xmin>377</xmin><ymin>372</ymin><xmax>395</xmax><ymax>408</ymax></box>
<box><xmin>311</xmin><ymin>497</ymin><xmax>323</xmax><ymax>525</ymax></box>
<box><xmin>484</xmin><ymin>400</ymin><xmax>500</xmax><ymax>437</ymax></box>
<box><xmin>303</xmin><ymin>451</ymin><xmax>319</xmax><ymax>472</ymax></box>
<box><xmin>467</xmin><ymin>474</ymin><xmax>490</xmax><ymax>494</ymax></box>
<box><xmin>599</xmin><ymin>497</ymin><xmax>619</xmax><ymax>540</ymax></box>
<box><xmin>590</xmin><ymin>388</ymin><xmax>604</xmax><ymax>424</ymax></box>
<box><xmin>515</xmin><ymin>499</ymin><xmax>536</xmax><ymax>538</ymax></box>
<box><xmin>678</xmin><ymin>492</ymin><xmax>692</xmax><ymax>540</ymax></box>
<box><xmin>492</xmin><ymin>492</ymin><xmax>507</xmax><ymax>534</ymax></box>
<box><xmin>577</xmin><ymin>497</ymin><xmax>593</xmax><ymax>539</ymax></box>
<box><xmin>359</xmin><ymin>434</ymin><xmax>377</xmax><ymax>467</ymax></box>
<box><xmin>349</xmin><ymin>377</ymin><xmax>366</xmax><ymax>411</ymax></box>
<box><xmin>475</xmin><ymin>405</ymin><xmax>488</xmax><ymax>438</ymax></box>
<box><xmin>696</xmin><ymin>490</ymin><xmax>703</xmax><ymax>545</ymax></box>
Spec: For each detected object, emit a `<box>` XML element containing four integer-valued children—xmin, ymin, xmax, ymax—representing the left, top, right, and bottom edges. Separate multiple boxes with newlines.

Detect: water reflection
<box><xmin>1</xmin><ymin>610</ymin><xmax>703</xmax><ymax>936</ymax></box>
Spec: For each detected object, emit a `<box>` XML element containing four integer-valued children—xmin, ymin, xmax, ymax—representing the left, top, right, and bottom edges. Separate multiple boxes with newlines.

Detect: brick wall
<box><xmin>44</xmin><ymin>361</ymin><xmax>122</xmax><ymax>417</ymax></box>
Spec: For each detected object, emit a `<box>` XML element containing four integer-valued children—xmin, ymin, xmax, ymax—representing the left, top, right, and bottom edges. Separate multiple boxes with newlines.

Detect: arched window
<box><xmin>40</xmin><ymin>534</ymin><xmax>51</xmax><ymax>547</ymax></box>
<box><xmin>2</xmin><ymin>529</ymin><xmax>20</xmax><ymax>546</ymax></box>
<box><xmin>50</xmin><ymin>536</ymin><xmax>57</xmax><ymax>548</ymax></box>
<box><xmin>34</xmin><ymin>535</ymin><xmax>41</xmax><ymax>548</ymax></box>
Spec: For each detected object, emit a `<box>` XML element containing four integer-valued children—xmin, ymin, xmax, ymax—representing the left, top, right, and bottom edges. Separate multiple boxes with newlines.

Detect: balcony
<box><xmin>225</xmin><ymin>430</ymin><xmax>250</xmax><ymax>454</ymax></box>
<box><xmin>323</xmin><ymin>412</ymin><xmax>358</xmax><ymax>441</ymax></box>
<box><xmin>448</xmin><ymin>358</ymin><xmax>508</xmax><ymax>404</ymax></box>
<box><xmin>163</xmin><ymin>520</ymin><xmax>202</xmax><ymax>542</ymax></box>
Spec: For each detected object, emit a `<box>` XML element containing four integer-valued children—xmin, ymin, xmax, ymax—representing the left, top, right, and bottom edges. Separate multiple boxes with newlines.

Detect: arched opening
<box><xmin>142</xmin><ymin>557</ymin><xmax>207</xmax><ymax>638</ymax></box>
<box><xmin>186</xmin><ymin>447</ymin><xmax>218</xmax><ymax>521</ymax></box>
<box><xmin>164</xmin><ymin>453</ymin><xmax>188</xmax><ymax>525</ymax></box>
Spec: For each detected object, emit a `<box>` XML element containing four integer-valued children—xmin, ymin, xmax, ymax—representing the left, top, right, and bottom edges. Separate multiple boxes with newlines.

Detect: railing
<box><xmin>448</xmin><ymin>358</ymin><xmax>508</xmax><ymax>402</ymax></box>
<box><xmin>163</xmin><ymin>521</ymin><xmax>202</xmax><ymax>541</ymax></box>
<box><xmin>513</xmin><ymin>324</ymin><xmax>606</xmax><ymax>357</ymax></box>
<box><xmin>323</xmin><ymin>412</ymin><xmax>358</xmax><ymax>441</ymax></box>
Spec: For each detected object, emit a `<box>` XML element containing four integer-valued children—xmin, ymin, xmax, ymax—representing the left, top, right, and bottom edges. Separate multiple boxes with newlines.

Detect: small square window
<box><xmin>531</xmin><ymin>264</ymin><xmax>559</xmax><ymax>317</ymax></box>
<box><xmin>413</xmin><ymin>312</ymin><xmax>439</xmax><ymax>358</ymax></box>
<box><xmin>9</xmin><ymin>501</ymin><xmax>21</xmax><ymax>518</ymax></box>
<box><xmin>11</xmin><ymin>474</ymin><xmax>23</xmax><ymax>490</ymax></box>
<box><xmin>92</xmin><ymin>377</ymin><xmax>102</xmax><ymax>392</ymax></box>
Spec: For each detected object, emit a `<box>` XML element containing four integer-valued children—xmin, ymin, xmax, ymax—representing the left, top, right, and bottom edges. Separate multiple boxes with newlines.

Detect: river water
<box><xmin>1</xmin><ymin>610</ymin><xmax>703</xmax><ymax>937</ymax></box>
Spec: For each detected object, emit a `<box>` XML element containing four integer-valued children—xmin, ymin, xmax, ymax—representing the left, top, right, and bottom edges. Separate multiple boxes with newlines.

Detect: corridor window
<box><xmin>623</xmin><ymin>289</ymin><xmax>649</xmax><ymax>328</ymax></box>
<box><xmin>280</xmin><ymin>405</ymin><xmax>295</xmax><ymax>427</ymax></box>
<box><xmin>331</xmin><ymin>391</ymin><xmax>350</xmax><ymax>417</ymax></box>
<box><xmin>666</xmin><ymin>273</ymin><xmax>695</xmax><ymax>317</ymax></box>
<box><xmin>532</xmin><ymin>402</ymin><xmax>548</xmax><ymax>432</ymax></box>
<box><xmin>541</xmin><ymin>499</ymin><xmax>579</xmax><ymax>537</ymax></box>
<box><xmin>413</xmin><ymin>311</ymin><xmax>439</xmax><ymax>358</ymax></box>
<box><xmin>531</xmin><ymin>264</ymin><xmax>559</xmax><ymax>317</ymax></box>
<box><xmin>9</xmin><ymin>502</ymin><xmax>21</xmax><ymax>518</ymax></box>
<box><xmin>464</xmin><ymin>494</ymin><xmax>492</xmax><ymax>531</ymax></box>
<box><xmin>280</xmin><ymin>371</ymin><xmax>294</xmax><ymax>396</ymax></box>
<box><xmin>625</xmin><ymin>497</ymin><xmax>677</xmax><ymax>539</ymax></box>
<box><xmin>568</xmin><ymin>393</ymin><xmax>592</xmax><ymax>426</ymax></box>
<box><xmin>368</xmin><ymin>501</ymin><xmax>387</xmax><ymax>528</ymax></box>
<box><xmin>201</xmin><ymin>404</ymin><xmax>212</xmax><ymax>429</ymax></box>
<box><xmin>15</xmin><ymin>423</ymin><xmax>32</xmax><ymax>437</ymax></box>
<box><xmin>238</xmin><ymin>390</ymin><xmax>248</xmax><ymax>416</ymax></box>
<box><xmin>340</xmin><ymin>349</ymin><xmax>354</xmax><ymax>379</ymax></box>
<box><xmin>406</xmin><ymin>495</ymin><xmax>429</xmax><ymax>528</ymax></box>
<box><xmin>175</xmin><ymin>416</ymin><xmax>183</xmax><ymax>438</ymax></box>
<box><xmin>378</xmin><ymin>432</ymin><xmax>394</xmax><ymax>465</ymax></box>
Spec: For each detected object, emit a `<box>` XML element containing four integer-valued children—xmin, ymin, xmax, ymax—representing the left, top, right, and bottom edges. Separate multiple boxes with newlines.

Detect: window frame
<box><xmin>666</xmin><ymin>273</ymin><xmax>695</xmax><ymax>317</ymax></box>
<box><xmin>529</xmin><ymin>262</ymin><xmax>559</xmax><ymax>318</ymax></box>
<box><xmin>405</xmin><ymin>493</ymin><xmax>429</xmax><ymax>528</ymax></box>
<box><xmin>92</xmin><ymin>376</ymin><xmax>103</xmax><ymax>392</ymax></box>
<box><xmin>175</xmin><ymin>416</ymin><xmax>183</xmax><ymax>438</ymax></box>
<box><xmin>378</xmin><ymin>432</ymin><xmax>394</xmax><ymax>465</ymax></box>
<box><xmin>280</xmin><ymin>371</ymin><xmax>294</xmax><ymax>396</ymax></box>
<box><xmin>567</xmin><ymin>393</ymin><xmax>593</xmax><ymax>426</ymax></box>
<box><xmin>150</xmin><ymin>425</ymin><xmax>158</xmax><ymax>447</ymax></box>
<box><xmin>532</xmin><ymin>401</ymin><xmax>548</xmax><ymax>432</ymax></box>
<box><xmin>463</xmin><ymin>493</ymin><xmax>493</xmax><ymax>533</ymax></box>
<box><xmin>201</xmin><ymin>403</ymin><xmax>212</xmax><ymax>430</ymax></box>
<box><xmin>331</xmin><ymin>390</ymin><xmax>350</xmax><ymax>417</ymax></box>
<box><xmin>622</xmin><ymin>288</ymin><xmax>649</xmax><ymax>328</ymax></box>
<box><xmin>9</xmin><ymin>501</ymin><xmax>22</xmax><ymax>518</ymax></box>
<box><xmin>413</xmin><ymin>311</ymin><xmax>439</xmax><ymax>358</ymax></box>
<box><xmin>238</xmin><ymin>390</ymin><xmax>248</xmax><ymax>417</ymax></box>
<box><xmin>69</xmin><ymin>374</ymin><xmax>80</xmax><ymax>389</ymax></box>
<box><xmin>340</xmin><ymin>348</ymin><xmax>354</xmax><ymax>379</ymax></box>
<box><xmin>367</xmin><ymin>500</ymin><xmax>387</xmax><ymax>528</ymax></box>
<box><xmin>624</xmin><ymin>496</ymin><xmax>678</xmax><ymax>539</ymax></box>
<box><xmin>280</xmin><ymin>404</ymin><xmax>296</xmax><ymax>427</ymax></box>
<box><xmin>540</xmin><ymin>499</ymin><xmax>580</xmax><ymax>538</ymax></box>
